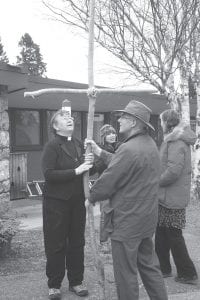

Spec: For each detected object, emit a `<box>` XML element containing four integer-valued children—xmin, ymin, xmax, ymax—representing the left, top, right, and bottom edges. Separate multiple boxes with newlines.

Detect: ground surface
<box><xmin>0</xmin><ymin>198</ymin><xmax>200</xmax><ymax>299</ymax></box>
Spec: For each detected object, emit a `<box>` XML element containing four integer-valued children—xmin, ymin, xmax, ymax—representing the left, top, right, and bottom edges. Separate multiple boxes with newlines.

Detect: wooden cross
<box><xmin>24</xmin><ymin>0</ymin><xmax>155</xmax><ymax>298</ymax></box>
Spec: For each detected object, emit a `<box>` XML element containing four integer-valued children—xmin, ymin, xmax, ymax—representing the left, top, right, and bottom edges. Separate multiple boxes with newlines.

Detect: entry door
<box><xmin>10</xmin><ymin>152</ymin><xmax>27</xmax><ymax>200</ymax></box>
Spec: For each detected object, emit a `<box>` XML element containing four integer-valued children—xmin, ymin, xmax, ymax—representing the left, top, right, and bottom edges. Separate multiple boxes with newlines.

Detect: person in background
<box><xmin>41</xmin><ymin>108</ymin><xmax>93</xmax><ymax>300</ymax></box>
<box><xmin>86</xmin><ymin>100</ymin><xmax>168</xmax><ymax>300</ymax></box>
<box><xmin>155</xmin><ymin>109</ymin><xmax>198</xmax><ymax>285</ymax></box>
<box><xmin>95</xmin><ymin>124</ymin><xmax>120</xmax><ymax>175</ymax></box>
<box><xmin>94</xmin><ymin>124</ymin><xmax>121</xmax><ymax>245</ymax></box>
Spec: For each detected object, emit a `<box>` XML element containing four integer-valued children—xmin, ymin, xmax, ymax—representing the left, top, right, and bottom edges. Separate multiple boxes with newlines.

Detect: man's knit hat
<box><xmin>100</xmin><ymin>124</ymin><xmax>116</xmax><ymax>144</ymax></box>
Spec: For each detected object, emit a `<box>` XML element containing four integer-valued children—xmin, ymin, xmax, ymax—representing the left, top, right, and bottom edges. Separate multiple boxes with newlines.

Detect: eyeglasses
<box><xmin>106</xmin><ymin>131</ymin><xmax>116</xmax><ymax>135</ymax></box>
<box><xmin>119</xmin><ymin>114</ymin><xmax>133</xmax><ymax>120</ymax></box>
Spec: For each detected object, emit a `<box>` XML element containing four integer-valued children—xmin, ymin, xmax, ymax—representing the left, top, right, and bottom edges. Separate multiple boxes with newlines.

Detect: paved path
<box><xmin>11</xmin><ymin>198</ymin><xmax>100</xmax><ymax>230</ymax></box>
<box><xmin>1</xmin><ymin>269</ymin><xmax>200</xmax><ymax>300</ymax></box>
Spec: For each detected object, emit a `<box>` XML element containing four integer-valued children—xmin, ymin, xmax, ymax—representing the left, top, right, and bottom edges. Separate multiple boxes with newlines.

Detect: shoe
<box><xmin>69</xmin><ymin>283</ymin><xmax>89</xmax><ymax>297</ymax></box>
<box><xmin>174</xmin><ymin>275</ymin><xmax>198</xmax><ymax>285</ymax></box>
<box><xmin>162</xmin><ymin>272</ymin><xmax>173</xmax><ymax>278</ymax></box>
<box><xmin>48</xmin><ymin>288</ymin><xmax>61</xmax><ymax>300</ymax></box>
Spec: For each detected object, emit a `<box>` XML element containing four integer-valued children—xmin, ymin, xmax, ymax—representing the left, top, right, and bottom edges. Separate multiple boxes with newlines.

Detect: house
<box><xmin>0</xmin><ymin>63</ymin><xmax>174</xmax><ymax>200</ymax></box>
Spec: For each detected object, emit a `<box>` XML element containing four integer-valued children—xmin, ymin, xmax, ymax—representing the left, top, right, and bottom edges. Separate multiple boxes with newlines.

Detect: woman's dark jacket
<box><xmin>41</xmin><ymin>135</ymin><xmax>85</xmax><ymax>201</ymax></box>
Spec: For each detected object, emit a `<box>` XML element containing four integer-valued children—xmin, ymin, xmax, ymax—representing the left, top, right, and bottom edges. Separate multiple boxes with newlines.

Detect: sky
<box><xmin>0</xmin><ymin>0</ymin><xmax>145</xmax><ymax>88</ymax></box>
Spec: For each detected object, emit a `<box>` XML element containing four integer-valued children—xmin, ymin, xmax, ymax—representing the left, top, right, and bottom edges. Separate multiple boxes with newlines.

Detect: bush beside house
<box><xmin>0</xmin><ymin>198</ymin><xmax>19</xmax><ymax>257</ymax></box>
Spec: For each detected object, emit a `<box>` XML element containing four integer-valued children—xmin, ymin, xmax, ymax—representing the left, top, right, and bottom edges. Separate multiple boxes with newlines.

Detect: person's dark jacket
<box><xmin>89</xmin><ymin>131</ymin><xmax>161</xmax><ymax>241</ymax></box>
<box><xmin>42</xmin><ymin>135</ymin><xmax>85</xmax><ymax>201</ymax></box>
<box><xmin>159</xmin><ymin>125</ymin><xmax>196</xmax><ymax>209</ymax></box>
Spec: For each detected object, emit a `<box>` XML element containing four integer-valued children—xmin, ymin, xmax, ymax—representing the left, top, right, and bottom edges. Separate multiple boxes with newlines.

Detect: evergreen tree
<box><xmin>0</xmin><ymin>37</ymin><xmax>9</xmax><ymax>63</ymax></box>
<box><xmin>17</xmin><ymin>33</ymin><xmax>47</xmax><ymax>76</ymax></box>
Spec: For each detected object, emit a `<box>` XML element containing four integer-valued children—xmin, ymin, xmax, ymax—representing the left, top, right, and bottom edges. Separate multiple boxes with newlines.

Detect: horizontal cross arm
<box><xmin>24</xmin><ymin>87</ymin><xmax>157</xmax><ymax>99</ymax></box>
<box><xmin>24</xmin><ymin>88</ymin><xmax>89</xmax><ymax>98</ymax></box>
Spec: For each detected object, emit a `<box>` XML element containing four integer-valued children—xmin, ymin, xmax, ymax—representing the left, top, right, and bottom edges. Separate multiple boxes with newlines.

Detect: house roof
<box><xmin>0</xmin><ymin>63</ymin><xmax>27</xmax><ymax>92</ymax></box>
<box><xmin>1</xmin><ymin>63</ymin><xmax>171</xmax><ymax>114</ymax></box>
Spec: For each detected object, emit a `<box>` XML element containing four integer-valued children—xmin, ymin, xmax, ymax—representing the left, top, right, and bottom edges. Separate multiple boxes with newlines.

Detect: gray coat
<box><xmin>89</xmin><ymin>132</ymin><xmax>161</xmax><ymax>241</ymax></box>
<box><xmin>158</xmin><ymin>126</ymin><xmax>196</xmax><ymax>209</ymax></box>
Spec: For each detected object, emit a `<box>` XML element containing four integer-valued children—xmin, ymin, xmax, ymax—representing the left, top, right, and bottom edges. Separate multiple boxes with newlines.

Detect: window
<box><xmin>86</xmin><ymin>113</ymin><xmax>104</xmax><ymax>143</ymax></box>
<box><xmin>72</xmin><ymin>112</ymin><xmax>82</xmax><ymax>140</ymax></box>
<box><xmin>46</xmin><ymin>110</ymin><xmax>56</xmax><ymax>141</ymax></box>
<box><xmin>93</xmin><ymin>114</ymin><xmax>104</xmax><ymax>143</ymax></box>
<box><xmin>10</xmin><ymin>109</ymin><xmax>42</xmax><ymax>151</ymax></box>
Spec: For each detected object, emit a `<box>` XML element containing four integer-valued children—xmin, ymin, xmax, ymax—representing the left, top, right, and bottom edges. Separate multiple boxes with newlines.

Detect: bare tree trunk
<box><xmin>165</xmin><ymin>91</ymin><xmax>179</xmax><ymax>111</ymax></box>
<box><xmin>165</xmin><ymin>72</ymin><xmax>178</xmax><ymax>110</ymax></box>
<box><xmin>189</xmin><ymin>16</ymin><xmax>200</xmax><ymax>200</ymax></box>
<box><xmin>192</xmin><ymin>83</ymin><xmax>200</xmax><ymax>200</ymax></box>
<box><xmin>83</xmin><ymin>0</ymin><xmax>106</xmax><ymax>299</ymax></box>
<box><xmin>179</xmin><ymin>68</ymin><xmax>190</xmax><ymax>124</ymax></box>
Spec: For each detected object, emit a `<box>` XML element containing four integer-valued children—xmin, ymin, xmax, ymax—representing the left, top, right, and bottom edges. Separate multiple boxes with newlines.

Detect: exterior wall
<box><xmin>9</xmin><ymin>109</ymin><xmax>161</xmax><ymax>191</ymax></box>
<box><xmin>8</xmin><ymin>107</ymin><xmax>161</xmax><ymax>200</ymax></box>
<box><xmin>0</xmin><ymin>86</ymin><xmax>10</xmax><ymax>202</ymax></box>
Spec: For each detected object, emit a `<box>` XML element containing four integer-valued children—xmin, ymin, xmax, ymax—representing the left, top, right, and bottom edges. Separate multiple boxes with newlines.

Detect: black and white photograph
<box><xmin>0</xmin><ymin>0</ymin><xmax>200</xmax><ymax>299</ymax></box>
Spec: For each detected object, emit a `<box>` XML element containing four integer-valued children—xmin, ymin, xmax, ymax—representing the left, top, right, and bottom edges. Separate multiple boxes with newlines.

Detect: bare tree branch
<box><xmin>41</xmin><ymin>0</ymin><xmax>200</xmax><ymax>101</ymax></box>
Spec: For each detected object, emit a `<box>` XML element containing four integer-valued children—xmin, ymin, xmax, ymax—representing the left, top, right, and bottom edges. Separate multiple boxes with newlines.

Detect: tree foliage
<box><xmin>0</xmin><ymin>37</ymin><xmax>9</xmax><ymax>63</ymax></box>
<box><xmin>17</xmin><ymin>33</ymin><xmax>47</xmax><ymax>76</ymax></box>
<box><xmin>42</xmin><ymin>0</ymin><xmax>200</xmax><ymax>105</ymax></box>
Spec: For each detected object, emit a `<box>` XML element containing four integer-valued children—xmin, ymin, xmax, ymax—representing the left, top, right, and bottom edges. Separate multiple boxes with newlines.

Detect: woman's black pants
<box><xmin>155</xmin><ymin>226</ymin><xmax>197</xmax><ymax>278</ymax></box>
<box><xmin>43</xmin><ymin>195</ymin><xmax>86</xmax><ymax>289</ymax></box>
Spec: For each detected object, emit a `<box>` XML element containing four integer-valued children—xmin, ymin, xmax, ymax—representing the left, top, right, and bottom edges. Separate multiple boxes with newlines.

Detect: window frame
<box><xmin>9</xmin><ymin>108</ymin><xmax>43</xmax><ymax>151</ymax></box>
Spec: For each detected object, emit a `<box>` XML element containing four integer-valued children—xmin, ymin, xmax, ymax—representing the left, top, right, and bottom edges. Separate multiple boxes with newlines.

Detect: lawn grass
<box><xmin>0</xmin><ymin>218</ymin><xmax>111</xmax><ymax>276</ymax></box>
<box><xmin>0</xmin><ymin>229</ymin><xmax>45</xmax><ymax>275</ymax></box>
<box><xmin>1</xmin><ymin>199</ymin><xmax>200</xmax><ymax>277</ymax></box>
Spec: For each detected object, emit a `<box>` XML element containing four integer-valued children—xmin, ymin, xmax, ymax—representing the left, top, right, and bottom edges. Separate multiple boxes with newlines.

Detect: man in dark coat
<box><xmin>87</xmin><ymin>100</ymin><xmax>168</xmax><ymax>300</ymax></box>
<box><xmin>42</xmin><ymin>108</ymin><xmax>93</xmax><ymax>299</ymax></box>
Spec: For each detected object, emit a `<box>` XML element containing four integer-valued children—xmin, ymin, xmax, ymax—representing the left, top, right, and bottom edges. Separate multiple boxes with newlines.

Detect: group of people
<box><xmin>41</xmin><ymin>99</ymin><xmax>198</xmax><ymax>300</ymax></box>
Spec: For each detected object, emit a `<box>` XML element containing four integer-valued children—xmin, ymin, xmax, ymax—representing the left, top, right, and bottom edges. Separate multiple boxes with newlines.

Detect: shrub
<box><xmin>0</xmin><ymin>198</ymin><xmax>19</xmax><ymax>257</ymax></box>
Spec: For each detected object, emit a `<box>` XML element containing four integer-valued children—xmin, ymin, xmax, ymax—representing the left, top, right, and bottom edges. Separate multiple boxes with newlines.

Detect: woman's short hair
<box><xmin>49</xmin><ymin>109</ymin><xmax>62</xmax><ymax>135</ymax></box>
<box><xmin>160</xmin><ymin>109</ymin><xmax>180</xmax><ymax>131</ymax></box>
